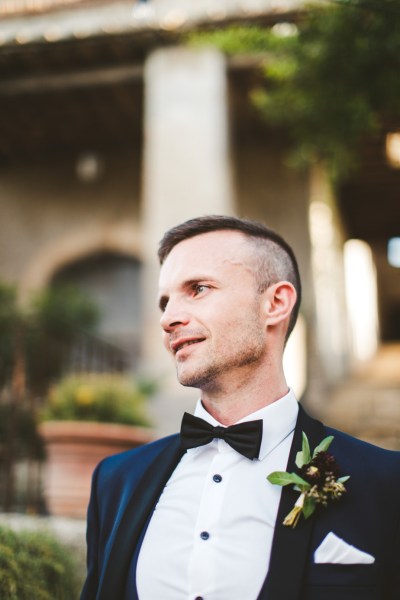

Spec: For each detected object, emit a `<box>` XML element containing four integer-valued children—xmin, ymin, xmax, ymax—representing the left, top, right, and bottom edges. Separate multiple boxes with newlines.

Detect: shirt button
<box><xmin>213</xmin><ymin>474</ymin><xmax>222</xmax><ymax>483</ymax></box>
<box><xmin>200</xmin><ymin>531</ymin><xmax>210</xmax><ymax>540</ymax></box>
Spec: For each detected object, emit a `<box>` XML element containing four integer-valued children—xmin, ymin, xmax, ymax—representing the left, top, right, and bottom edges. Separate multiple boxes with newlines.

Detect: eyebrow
<box><xmin>158</xmin><ymin>294</ymin><xmax>168</xmax><ymax>311</ymax></box>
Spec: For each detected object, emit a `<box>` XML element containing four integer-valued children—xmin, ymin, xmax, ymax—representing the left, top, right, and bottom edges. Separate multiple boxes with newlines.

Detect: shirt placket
<box><xmin>187</xmin><ymin>441</ymin><xmax>232</xmax><ymax>600</ymax></box>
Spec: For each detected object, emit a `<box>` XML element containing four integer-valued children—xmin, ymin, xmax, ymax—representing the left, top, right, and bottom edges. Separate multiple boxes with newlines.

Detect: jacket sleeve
<box><xmin>80</xmin><ymin>462</ymin><xmax>101</xmax><ymax>600</ymax></box>
<box><xmin>387</xmin><ymin>504</ymin><xmax>400</xmax><ymax>599</ymax></box>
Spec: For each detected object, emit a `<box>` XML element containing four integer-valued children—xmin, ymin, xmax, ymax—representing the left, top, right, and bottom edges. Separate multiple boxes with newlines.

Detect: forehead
<box><xmin>158</xmin><ymin>230</ymin><xmax>254</xmax><ymax>288</ymax></box>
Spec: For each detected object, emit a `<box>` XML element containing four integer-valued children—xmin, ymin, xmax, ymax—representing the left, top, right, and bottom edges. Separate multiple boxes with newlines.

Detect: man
<box><xmin>81</xmin><ymin>215</ymin><xmax>400</xmax><ymax>600</ymax></box>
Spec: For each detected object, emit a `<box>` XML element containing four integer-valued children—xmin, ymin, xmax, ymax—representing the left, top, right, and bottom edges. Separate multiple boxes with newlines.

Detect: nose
<box><xmin>160</xmin><ymin>300</ymin><xmax>190</xmax><ymax>333</ymax></box>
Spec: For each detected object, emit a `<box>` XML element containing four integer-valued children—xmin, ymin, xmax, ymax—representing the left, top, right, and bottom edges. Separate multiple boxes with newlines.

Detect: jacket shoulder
<box><xmin>323</xmin><ymin>424</ymin><xmax>400</xmax><ymax>484</ymax></box>
<box><xmin>326</xmin><ymin>425</ymin><xmax>400</xmax><ymax>459</ymax></box>
<box><xmin>300</xmin><ymin>405</ymin><xmax>400</xmax><ymax>479</ymax></box>
<box><xmin>94</xmin><ymin>433</ymin><xmax>180</xmax><ymax>491</ymax></box>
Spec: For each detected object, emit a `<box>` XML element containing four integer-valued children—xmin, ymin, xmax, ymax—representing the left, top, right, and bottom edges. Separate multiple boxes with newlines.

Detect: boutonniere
<box><xmin>267</xmin><ymin>433</ymin><xmax>350</xmax><ymax>528</ymax></box>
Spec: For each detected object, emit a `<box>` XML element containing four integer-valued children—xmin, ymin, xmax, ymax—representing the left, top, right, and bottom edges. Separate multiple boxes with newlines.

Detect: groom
<box><xmin>81</xmin><ymin>215</ymin><xmax>400</xmax><ymax>599</ymax></box>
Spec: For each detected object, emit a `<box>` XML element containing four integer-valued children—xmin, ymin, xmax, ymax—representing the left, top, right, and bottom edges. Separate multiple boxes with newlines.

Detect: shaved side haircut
<box><xmin>158</xmin><ymin>215</ymin><xmax>301</xmax><ymax>339</ymax></box>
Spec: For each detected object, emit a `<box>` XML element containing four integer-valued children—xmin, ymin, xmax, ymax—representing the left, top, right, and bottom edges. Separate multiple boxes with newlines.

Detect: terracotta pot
<box><xmin>39</xmin><ymin>421</ymin><xmax>153</xmax><ymax>519</ymax></box>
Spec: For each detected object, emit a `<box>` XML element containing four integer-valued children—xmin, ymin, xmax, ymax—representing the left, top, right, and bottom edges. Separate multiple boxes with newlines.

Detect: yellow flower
<box><xmin>75</xmin><ymin>385</ymin><xmax>94</xmax><ymax>406</ymax></box>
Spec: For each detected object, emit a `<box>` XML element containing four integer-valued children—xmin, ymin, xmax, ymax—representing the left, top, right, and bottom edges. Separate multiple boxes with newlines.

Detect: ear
<box><xmin>263</xmin><ymin>281</ymin><xmax>297</xmax><ymax>329</ymax></box>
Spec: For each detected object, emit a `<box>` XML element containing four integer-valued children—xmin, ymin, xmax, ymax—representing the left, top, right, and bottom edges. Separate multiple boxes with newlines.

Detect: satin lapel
<box><xmin>257</xmin><ymin>406</ymin><xmax>326</xmax><ymax>600</ymax></box>
<box><xmin>97</xmin><ymin>436</ymin><xmax>184</xmax><ymax>600</ymax></box>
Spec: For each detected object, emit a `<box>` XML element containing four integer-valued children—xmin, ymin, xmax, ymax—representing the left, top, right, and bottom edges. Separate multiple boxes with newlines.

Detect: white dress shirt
<box><xmin>136</xmin><ymin>390</ymin><xmax>299</xmax><ymax>600</ymax></box>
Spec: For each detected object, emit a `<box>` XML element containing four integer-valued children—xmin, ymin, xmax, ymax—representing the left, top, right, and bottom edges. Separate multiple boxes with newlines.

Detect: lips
<box><xmin>171</xmin><ymin>337</ymin><xmax>205</xmax><ymax>354</ymax></box>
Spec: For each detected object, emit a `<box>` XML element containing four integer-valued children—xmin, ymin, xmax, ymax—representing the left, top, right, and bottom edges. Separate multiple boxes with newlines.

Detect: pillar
<box><xmin>140</xmin><ymin>46</ymin><xmax>236</xmax><ymax>434</ymax></box>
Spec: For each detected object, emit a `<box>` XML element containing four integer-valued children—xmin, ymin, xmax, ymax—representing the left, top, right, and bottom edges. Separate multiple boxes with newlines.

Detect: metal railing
<box><xmin>0</xmin><ymin>328</ymin><xmax>136</xmax><ymax>513</ymax></box>
<box><xmin>65</xmin><ymin>330</ymin><xmax>134</xmax><ymax>375</ymax></box>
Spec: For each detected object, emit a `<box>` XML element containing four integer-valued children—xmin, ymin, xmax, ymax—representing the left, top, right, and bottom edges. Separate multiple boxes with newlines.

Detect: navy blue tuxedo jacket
<box><xmin>81</xmin><ymin>407</ymin><xmax>400</xmax><ymax>600</ymax></box>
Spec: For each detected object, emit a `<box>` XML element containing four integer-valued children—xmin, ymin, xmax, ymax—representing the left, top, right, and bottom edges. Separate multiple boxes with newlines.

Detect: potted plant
<box><xmin>39</xmin><ymin>373</ymin><xmax>154</xmax><ymax>519</ymax></box>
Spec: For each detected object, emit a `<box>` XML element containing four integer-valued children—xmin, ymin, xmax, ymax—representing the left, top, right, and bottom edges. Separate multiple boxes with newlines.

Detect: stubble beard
<box><xmin>176</xmin><ymin>313</ymin><xmax>266</xmax><ymax>391</ymax></box>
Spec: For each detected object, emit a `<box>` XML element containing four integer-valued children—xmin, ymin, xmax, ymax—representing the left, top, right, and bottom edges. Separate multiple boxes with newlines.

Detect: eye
<box><xmin>193</xmin><ymin>284</ymin><xmax>209</xmax><ymax>296</ymax></box>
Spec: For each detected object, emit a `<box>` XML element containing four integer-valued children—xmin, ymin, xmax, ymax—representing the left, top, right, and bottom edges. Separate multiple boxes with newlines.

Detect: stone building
<box><xmin>0</xmin><ymin>0</ymin><xmax>399</xmax><ymax>445</ymax></box>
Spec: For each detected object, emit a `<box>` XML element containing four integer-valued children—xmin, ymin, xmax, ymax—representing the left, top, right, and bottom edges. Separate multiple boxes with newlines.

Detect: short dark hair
<box><xmin>158</xmin><ymin>215</ymin><xmax>302</xmax><ymax>338</ymax></box>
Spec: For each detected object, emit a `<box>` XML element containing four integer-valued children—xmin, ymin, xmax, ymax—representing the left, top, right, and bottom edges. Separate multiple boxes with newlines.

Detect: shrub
<box><xmin>42</xmin><ymin>373</ymin><xmax>152</xmax><ymax>427</ymax></box>
<box><xmin>0</xmin><ymin>404</ymin><xmax>45</xmax><ymax>461</ymax></box>
<box><xmin>0</xmin><ymin>526</ymin><xmax>80</xmax><ymax>600</ymax></box>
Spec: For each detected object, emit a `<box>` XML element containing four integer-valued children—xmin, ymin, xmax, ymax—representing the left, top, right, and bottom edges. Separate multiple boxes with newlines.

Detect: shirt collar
<box><xmin>194</xmin><ymin>389</ymin><xmax>299</xmax><ymax>460</ymax></box>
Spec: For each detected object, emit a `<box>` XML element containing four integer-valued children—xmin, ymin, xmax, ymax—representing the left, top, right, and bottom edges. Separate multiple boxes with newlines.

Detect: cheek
<box><xmin>162</xmin><ymin>331</ymin><xmax>171</xmax><ymax>352</ymax></box>
<box><xmin>218</xmin><ymin>300</ymin><xmax>264</xmax><ymax>333</ymax></box>
<box><xmin>219</xmin><ymin>299</ymin><xmax>254</xmax><ymax>323</ymax></box>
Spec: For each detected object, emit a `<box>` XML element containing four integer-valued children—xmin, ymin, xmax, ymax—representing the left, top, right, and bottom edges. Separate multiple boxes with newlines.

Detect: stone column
<box><xmin>140</xmin><ymin>46</ymin><xmax>235</xmax><ymax>435</ymax></box>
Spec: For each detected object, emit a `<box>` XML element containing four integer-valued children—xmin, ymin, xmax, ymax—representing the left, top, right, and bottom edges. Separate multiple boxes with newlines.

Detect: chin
<box><xmin>176</xmin><ymin>365</ymin><xmax>199</xmax><ymax>386</ymax></box>
<box><xmin>177</xmin><ymin>366</ymin><xmax>217</xmax><ymax>390</ymax></box>
<box><xmin>177</xmin><ymin>373</ymin><xmax>200</xmax><ymax>388</ymax></box>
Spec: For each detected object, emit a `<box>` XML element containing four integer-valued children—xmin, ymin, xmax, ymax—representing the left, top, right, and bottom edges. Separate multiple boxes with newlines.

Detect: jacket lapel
<box><xmin>97</xmin><ymin>435</ymin><xmax>184</xmax><ymax>600</ymax></box>
<box><xmin>257</xmin><ymin>406</ymin><xmax>326</xmax><ymax>600</ymax></box>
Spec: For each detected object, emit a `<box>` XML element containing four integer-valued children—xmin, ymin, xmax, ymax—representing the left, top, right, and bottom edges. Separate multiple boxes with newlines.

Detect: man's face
<box><xmin>158</xmin><ymin>230</ymin><xmax>268</xmax><ymax>392</ymax></box>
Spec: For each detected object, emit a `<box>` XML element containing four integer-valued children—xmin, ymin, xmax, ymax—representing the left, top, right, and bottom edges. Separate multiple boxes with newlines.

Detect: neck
<box><xmin>199</xmin><ymin>366</ymin><xmax>288</xmax><ymax>426</ymax></box>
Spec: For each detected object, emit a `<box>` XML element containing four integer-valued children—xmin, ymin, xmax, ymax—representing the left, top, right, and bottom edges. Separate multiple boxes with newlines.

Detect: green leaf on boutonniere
<box><xmin>302</xmin><ymin>495</ymin><xmax>316</xmax><ymax>519</ymax></box>
<box><xmin>312</xmin><ymin>435</ymin><xmax>334</xmax><ymax>458</ymax></box>
<box><xmin>267</xmin><ymin>471</ymin><xmax>309</xmax><ymax>488</ymax></box>
<box><xmin>267</xmin><ymin>432</ymin><xmax>349</xmax><ymax>528</ymax></box>
<box><xmin>296</xmin><ymin>431</ymin><xmax>311</xmax><ymax>468</ymax></box>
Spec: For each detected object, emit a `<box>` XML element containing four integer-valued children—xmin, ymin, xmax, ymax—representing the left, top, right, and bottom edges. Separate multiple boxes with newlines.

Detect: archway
<box><xmin>51</xmin><ymin>252</ymin><xmax>142</xmax><ymax>364</ymax></box>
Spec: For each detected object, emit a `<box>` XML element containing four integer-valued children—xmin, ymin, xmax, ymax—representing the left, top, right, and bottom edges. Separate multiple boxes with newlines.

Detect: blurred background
<box><xmin>0</xmin><ymin>0</ymin><xmax>400</xmax><ymax>593</ymax></box>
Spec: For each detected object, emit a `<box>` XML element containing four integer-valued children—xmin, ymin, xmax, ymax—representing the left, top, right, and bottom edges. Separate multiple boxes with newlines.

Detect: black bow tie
<box><xmin>180</xmin><ymin>412</ymin><xmax>263</xmax><ymax>460</ymax></box>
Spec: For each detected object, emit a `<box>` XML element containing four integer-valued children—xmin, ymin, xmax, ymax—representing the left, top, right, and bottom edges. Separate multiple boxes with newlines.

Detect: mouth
<box><xmin>171</xmin><ymin>338</ymin><xmax>205</xmax><ymax>355</ymax></box>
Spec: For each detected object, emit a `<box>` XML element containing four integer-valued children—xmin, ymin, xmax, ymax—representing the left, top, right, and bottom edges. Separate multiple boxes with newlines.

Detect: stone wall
<box><xmin>0</xmin><ymin>149</ymin><xmax>141</xmax><ymax>296</ymax></box>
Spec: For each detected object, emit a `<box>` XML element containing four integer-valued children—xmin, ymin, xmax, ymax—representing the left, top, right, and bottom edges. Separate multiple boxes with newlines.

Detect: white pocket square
<box><xmin>314</xmin><ymin>532</ymin><xmax>375</xmax><ymax>564</ymax></box>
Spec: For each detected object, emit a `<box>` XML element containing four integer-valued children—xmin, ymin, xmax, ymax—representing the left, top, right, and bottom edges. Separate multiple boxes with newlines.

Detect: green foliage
<box><xmin>189</xmin><ymin>1</ymin><xmax>400</xmax><ymax>181</ymax></box>
<box><xmin>0</xmin><ymin>284</ymin><xmax>19</xmax><ymax>329</ymax></box>
<box><xmin>28</xmin><ymin>284</ymin><xmax>100</xmax><ymax>391</ymax></box>
<box><xmin>0</xmin><ymin>284</ymin><xmax>22</xmax><ymax>384</ymax></box>
<box><xmin>189</xmin><ymin>25</ymin><xmax>277</xmax><ymax>54</ymax></box>
<box><xmin>0</xmin><ymin>404</ymin><xmax>45</xmax><ymax>460</ymax></box>
<box><xmin>42</xmin><ymin>373</ymin><xmax>153</xmax><ymax>427</ymax></box>
<box><xmin>0</xmin><ymin>526</ymin><xmax>80</xmax><ymax>600</ymax></box>
<box><xmin>32</xmin><ymin>285</ymin><xmax>99</xmax><ymax>341</ymax></box>
<box><xmin>0</xmin><ymin>282</ymin><xmax>100</xmax><ymax>391</ymax></box>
